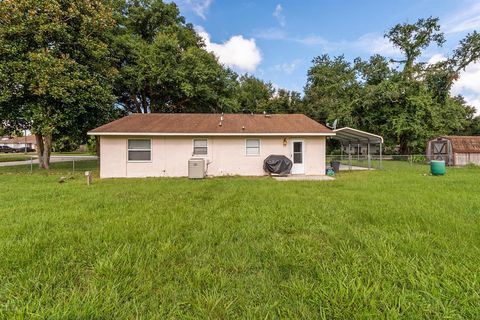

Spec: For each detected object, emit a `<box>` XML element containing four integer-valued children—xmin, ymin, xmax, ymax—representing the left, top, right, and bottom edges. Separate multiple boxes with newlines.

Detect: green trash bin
<box><xmin>431</xmin><ymin>160</ymin><xmax>446</xmax><ymax>175</ymax></box>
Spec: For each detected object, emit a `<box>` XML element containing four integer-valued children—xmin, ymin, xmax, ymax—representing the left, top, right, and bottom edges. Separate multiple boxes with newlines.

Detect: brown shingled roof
<box><xmin>89</xmin><ymin>113</ymin><xmax>333</xmax><ymax>136</ymax></box>
<box><xmin>442</xmin><ymin>136</ymin><xmax>480</xmax><ymax>153</ymax></box>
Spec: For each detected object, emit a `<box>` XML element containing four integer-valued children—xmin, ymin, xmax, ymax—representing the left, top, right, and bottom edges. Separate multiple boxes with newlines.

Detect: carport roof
<box><xmin>332</xmin><ymin>127</ymin><xmax>383</xmax><ymax>144</ymax></box>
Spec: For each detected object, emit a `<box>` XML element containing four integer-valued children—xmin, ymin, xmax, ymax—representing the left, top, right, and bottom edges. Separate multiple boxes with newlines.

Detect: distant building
<box><xmin>0</xmin><ymin>135</ymin><xmax>37</xmax><ymax>150</ymax></box>
<box><xmin>426</xmin><ymin>136</ymin><xmax>480</xmax><ymax>166</ymax></box>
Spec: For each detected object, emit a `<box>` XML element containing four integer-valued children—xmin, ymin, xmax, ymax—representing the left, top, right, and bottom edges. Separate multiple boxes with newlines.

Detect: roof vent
<box><xmin>219</xmin><ymin>113</ymin><xmax>224</xmax><ymax>126</ymax></box>
<box><xmin>242</xmin><ymin>126</ymin><xmax>245</xmax><ymax>130</ymax></box>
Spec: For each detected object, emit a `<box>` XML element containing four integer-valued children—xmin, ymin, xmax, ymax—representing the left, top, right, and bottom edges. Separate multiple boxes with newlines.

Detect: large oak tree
<box><xmin>112</xmin><ymin>0</ymin><xmax>239</xmax><ymax>113</ymax></box>
<box><xmin>0</xmin><ymin>0</ymin><xmax>117</xmax><ymax>168</ymax></box>
<box><xmin>304</xmin><ymin>17</ymin><xmax>479</xmax><ymax>154</ymax></box>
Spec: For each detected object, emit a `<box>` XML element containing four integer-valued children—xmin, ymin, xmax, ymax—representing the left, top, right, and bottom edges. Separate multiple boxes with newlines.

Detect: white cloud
<box><xmin>428</xmin><ymin>53</ymin><xmax>447</xmax><ymax>65</ymax></box>
<box><xmin>181</xmin><ymin>0</ymin><xmax>213</xmax><ymax>19</ymax></box>
<box><xmin>294</xmin><ymin>32</ymin><xmax>401</xmax><ymax>57</ymax></box>
<box><xmin>353</xmin><ymin>32</ymin><xmax>401</xmax><ymax>56</ymax></box>
<box><xmin>273</xmin><ymin>4</ymin><xmax>286</xmax><ymax>27</ymax></box>
<box><xmin>295</xmin><ymin>35</ymin><xmax>329</xmax><ymax>46</ymax></box>
<box><xmin>452</xmin><ymin>61</ymin><xmax>480</xmax><ymax>114</ymax></box>
<box><xmin>255</xmin><ymin>28</ymin><xmax>288</xmax><ymax>40</ymax></box>
<box><xmin>197</xmin><ymin>27</ymin><xmax>262</xmax><ymax>72</ymax></box>
<box><xmin>444</xmin><ymin>2</ymin><xmax>480</xmax><ymax>34</ymax></box>
<box><xmin>273</xmin><ymin>59</ymin><xmax>301</xmax><ymax>75</ymax></box>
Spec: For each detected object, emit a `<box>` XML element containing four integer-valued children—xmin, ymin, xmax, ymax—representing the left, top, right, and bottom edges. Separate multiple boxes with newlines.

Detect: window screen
<box><xmin>293</xmin><ymin>141</ymin><xmax>303</xmax><ymax>163</ymax></box>
<box><xmin>128</xmin><ymin>139</ymin><xmax>151</xmax><ymax>161</ymax></box>
<box><xmin>193</xmin><ymin>139</ymin><xmax>208</xmax><ymax>155</ymax></box>
<box><xmin>246</xmin><ymin>139</ymin><xmax>260</xmax><ymax>155</ymax></box>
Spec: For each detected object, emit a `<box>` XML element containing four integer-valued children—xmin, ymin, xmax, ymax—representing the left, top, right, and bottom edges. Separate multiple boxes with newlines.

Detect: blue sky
<box><xmin>176</xmin><ymin>0</ymin><xmax>480</xmax><ymax>112</ymax></box>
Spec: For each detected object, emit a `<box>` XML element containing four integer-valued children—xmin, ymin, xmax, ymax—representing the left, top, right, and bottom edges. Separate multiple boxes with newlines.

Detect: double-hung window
<box><xmin>128</xmin><ymin>139</ymin><xmax>151</xmax><ymax>161</ymax></box>
<box><xmin>193</xmin><ymin>139</ymin><xmax>208</xmax><ymax>155</ymax></box>
<box><xmin>246</xmin><ymin>139</ymin><xmax>260</xmax><ymax>156</ymax></box>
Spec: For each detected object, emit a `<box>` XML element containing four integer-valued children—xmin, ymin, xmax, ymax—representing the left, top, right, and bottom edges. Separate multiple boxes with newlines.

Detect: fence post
<box><xmin>73</xmin><ymin>158</ymin><xmax>75</xmax><ymax>174</ymax></box>
<box><xmin>30</xmin><ymin>156</ymin><xmax>33</xmax><ymax>174</ymax></box>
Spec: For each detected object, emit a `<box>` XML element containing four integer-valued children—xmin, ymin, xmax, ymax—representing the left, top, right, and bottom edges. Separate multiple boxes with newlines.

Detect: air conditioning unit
<box><xmin>188</xmin><ymin>158</ymin><xmax>205</xmax><ymax>179</ymax></box>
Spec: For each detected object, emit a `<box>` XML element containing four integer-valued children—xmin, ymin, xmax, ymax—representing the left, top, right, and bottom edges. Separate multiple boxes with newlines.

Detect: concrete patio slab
<box><xmin>273</xmin><ymin>175</ymin><xmax>335</xmax><ymax>181</ymax></box>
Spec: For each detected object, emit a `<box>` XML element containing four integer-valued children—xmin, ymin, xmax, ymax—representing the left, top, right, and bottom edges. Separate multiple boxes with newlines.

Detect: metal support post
<box><xmin>348</xmin><ymin>143</ymin><xmax>352</xmax><ymax>171</ymax></box>
<box><xmin>379</xmin><ymin>142</ymin><xmax>383</xmax><ymax>169</ymax></box>
<box><xmin>367</xmin><ymin>142</ymin><xmax>371</xmax><ymax>170</ymax></box>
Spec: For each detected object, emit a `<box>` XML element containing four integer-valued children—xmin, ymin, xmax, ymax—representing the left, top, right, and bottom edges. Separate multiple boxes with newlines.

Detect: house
<box><xmin>0</xmin><ymin>135</ymin><xmax>37</xmax><ymax>150</ymax></box>
<box><xmin>88</xmin><ymin>113</ymin><xmax>334</xmax><ymax>178</ymax></box>
<box><xmin>426</xmin><ymin>136</ymin><xmax>480</xmax><ymax>166</ymax></box>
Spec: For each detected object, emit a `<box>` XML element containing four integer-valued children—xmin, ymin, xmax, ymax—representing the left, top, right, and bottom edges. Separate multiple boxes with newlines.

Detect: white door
<box><xmin>291</xmin><ymin>140</ymin><xmax>305</xmax><ymax>174</ymax></box>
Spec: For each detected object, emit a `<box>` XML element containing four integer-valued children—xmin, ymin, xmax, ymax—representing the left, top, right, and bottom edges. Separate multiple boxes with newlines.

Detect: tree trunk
<box><xmin>43</xmin><ymin>133</ymin><xmax>52</xmax><ymax>169</ymax></box>
<box><xmin>399</xmin><ymin>136</ymin><xmax>410</xmax><ymax>155</ymax></box>
<box><xmin>35</xmin><ymin>133</ymin><xmax>45</xmax><ymax>168</ymax></box>
<box><xmin>35</xmin><ymin>132</ymin><xmax>52</xmax><ymax>169</ymax></box>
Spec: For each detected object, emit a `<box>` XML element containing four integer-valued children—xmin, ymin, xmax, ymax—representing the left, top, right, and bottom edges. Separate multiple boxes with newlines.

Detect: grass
<box><xmin>0</xmin><ymin>161</ymin><xmax>479</xmax><ymax>318</ymax></box>
<box><xmin>51</xmin><ymin>151</ymin><xmax>95</xmax><ymax>156</ymax></box>
<box><xmin>0</xmin><ymin>154</ymin><xmax>36</xmax><ymax>163</ymax></box>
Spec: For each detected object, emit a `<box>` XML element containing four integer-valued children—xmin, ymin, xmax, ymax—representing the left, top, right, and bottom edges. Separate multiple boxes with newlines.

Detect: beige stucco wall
<box><xmin>99</xmin><ymin>136</ymin><xmax>326</xmax><ymax>178</ymax></box>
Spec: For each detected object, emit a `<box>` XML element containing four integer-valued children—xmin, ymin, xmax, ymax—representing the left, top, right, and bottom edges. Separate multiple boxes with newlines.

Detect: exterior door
<box><xmin>433</xmin><ymin>141</ymin><xmax>448</xmax><ymax>161</ymax></box>
<box><xmin>291</xmin><ymin>140</ymin><xmax>305</xmax><ymax>174</ymax></box>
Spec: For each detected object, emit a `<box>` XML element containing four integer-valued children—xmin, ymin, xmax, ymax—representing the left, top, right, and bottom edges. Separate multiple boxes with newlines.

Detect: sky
<box><xmin>175</xmin><ymin>0</ymin><xmax>480</xmax><ymax>113</ymax></box>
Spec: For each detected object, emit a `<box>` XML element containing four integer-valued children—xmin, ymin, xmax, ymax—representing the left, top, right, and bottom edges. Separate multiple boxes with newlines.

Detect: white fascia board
<box><xmin>88</xmin><ymin>132</ymin><xmax>335</xmax><ymax>137</ymax></box>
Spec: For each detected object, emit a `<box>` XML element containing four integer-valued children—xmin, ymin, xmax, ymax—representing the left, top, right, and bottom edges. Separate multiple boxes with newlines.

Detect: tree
<box><xmin>459</xmin><ymin>115</ymin><xmax>480</xmax><ymax>136</ymax></box>
<box><xmin>303</xmin><ymin>18</ymin><xmax>479</xmax><ymax>154</ymax></box>
<box><xmin>235</xmin><ymin>75</ymin><xmax>274</xmax><ymax>113</ymax></box>
<box><xmin>267</xmin><ymin>89</ymin><xmax>303</xmax><ymax>114</ymax></box>
<box><xmin>112</xmin><ymin>0</ymin><xmax>239</xmax><ymax>113</ymax></box>
<box><xmin>385</xmin><ymin>17</ymin><xmax>445</xmax><ymax>77</ymax></box>
<box><xmin>303</xmin><ymin>54</ymin><xmax>360</xmax><ymax>126</ymax></box>
<box><xmin>0</xmin><ymin>0</ymin><xmax>117</xmax><ymax>168</ymax></box>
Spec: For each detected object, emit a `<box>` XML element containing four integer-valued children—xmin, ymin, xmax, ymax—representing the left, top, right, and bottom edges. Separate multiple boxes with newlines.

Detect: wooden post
<box><xmin>85</xmin><ymin>171</ymin><xmax>92</xmax><ymax>185</ymax></box>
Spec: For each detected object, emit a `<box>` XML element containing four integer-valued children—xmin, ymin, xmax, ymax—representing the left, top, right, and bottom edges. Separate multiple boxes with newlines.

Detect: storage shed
<box><xmin>426</xmin><ymin>136</ymin><xmax>480</xmax><ymax>166</ymax></box>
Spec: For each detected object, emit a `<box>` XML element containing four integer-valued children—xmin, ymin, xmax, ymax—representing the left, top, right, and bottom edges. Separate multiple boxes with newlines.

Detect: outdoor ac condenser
<box><xmin>188</xmin><ymin>158</ymin><xmax>205</xmax><ymax>179</ymax></box>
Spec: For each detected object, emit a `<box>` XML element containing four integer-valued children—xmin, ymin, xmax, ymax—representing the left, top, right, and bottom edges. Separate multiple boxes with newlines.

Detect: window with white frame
<box><xmin>128</xmin><ymin>139</ymin><xmax>151</xmax><ymax>161</ymax></box>
<box><xmin>193</xmin><ymin>139</ymin><xmax>208</xmax><ymax>155</ymax></box>
<box><xmin>246</xmin><ymin>139</ymin><xmax>260</xmax><ymax>156</ymax></box>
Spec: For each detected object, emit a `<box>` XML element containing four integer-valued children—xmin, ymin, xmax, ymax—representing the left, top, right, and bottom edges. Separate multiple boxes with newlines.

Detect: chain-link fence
<box><xmin>326</xmin><ymin>153</ymin><xmax>479</xmax><ymax>171</ymax></box>
<box><xmin>0</xmin><ymin>154</ymin><xmax>98</xmax><ymax>175</ymax></box>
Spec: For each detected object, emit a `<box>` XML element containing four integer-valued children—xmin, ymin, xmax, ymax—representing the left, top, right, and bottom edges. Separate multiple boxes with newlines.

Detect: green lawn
<box><xmin>0</xmin><ymin>161</ymin><xmax>479</xmax><ymax>318</ymax></box>
<box><xmin>51</xmin><ymin>151</ymin><xmax>95</xmax><ymax>156</ymax></box>
<box><xmin>0</xmin><ymin>154</ymin><xmax>36</xmax><ymax>163</ymax></box>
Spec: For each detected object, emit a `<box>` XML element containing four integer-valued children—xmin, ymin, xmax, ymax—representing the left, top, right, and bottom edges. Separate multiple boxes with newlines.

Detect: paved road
<box><xmin>0</xmin><ymin>155</ymin><xmax>98</xmax><ymax>167</ymax></box>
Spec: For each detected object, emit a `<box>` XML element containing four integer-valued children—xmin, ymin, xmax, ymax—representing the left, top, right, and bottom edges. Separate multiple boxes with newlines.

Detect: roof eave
<box><xmin>88</xmin><ymin>132</ymin><xmax>335</xmax><ymax>137</ymax></box>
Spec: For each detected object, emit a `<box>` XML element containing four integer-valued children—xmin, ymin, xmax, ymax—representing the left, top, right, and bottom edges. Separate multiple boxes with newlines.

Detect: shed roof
<box><xmin>332</xmin><ymin>127</ymin><xmax>383</xmax><ymax>144</ymax></box>
<box><xmin>88</xmin><ymin>113</ymin><xmax>334</xmax><ymax>136</ymax></box>
<box><xmin>440</xmin><ymin>136</ymin><xmax>480</xmax><ymax>153</ymax></box>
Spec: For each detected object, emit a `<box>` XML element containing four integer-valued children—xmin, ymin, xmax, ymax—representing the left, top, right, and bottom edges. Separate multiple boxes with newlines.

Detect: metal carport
<box><xmin>331</xmin><ymin>127</ymin><xmax>384</xmax><ymax>170</ymax></box>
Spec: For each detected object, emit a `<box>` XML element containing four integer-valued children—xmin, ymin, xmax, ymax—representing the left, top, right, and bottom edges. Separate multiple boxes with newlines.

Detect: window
<box><xmin>193</xmin><ymin>139</ymin><xmax>208</xmax><ymax>155</ymax></box>
<box><xmin>246</xmin><ymin>139</ymin><xmax>260</xmax><ymax>156</ymax></box>
<box><xmin>128</xmin><ymin>139</ymin><xmax>151</xmax><ymax>161</ymax></box>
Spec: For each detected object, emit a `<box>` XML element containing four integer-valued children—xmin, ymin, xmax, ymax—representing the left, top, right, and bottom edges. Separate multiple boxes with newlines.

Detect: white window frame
<box><xmin>245</xmin><ymin>138</ymin><xmax>261</xmax><ymax>156</ymax></box>
<box><xmin>192</xmin><ymin>138</ymin><xmax>208</xmax><ymax>156</ymax></box>
<box><xmin>127</xmin><ymin>138</ymin><xmax>152</xmax><ymax>162</ymax></box>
